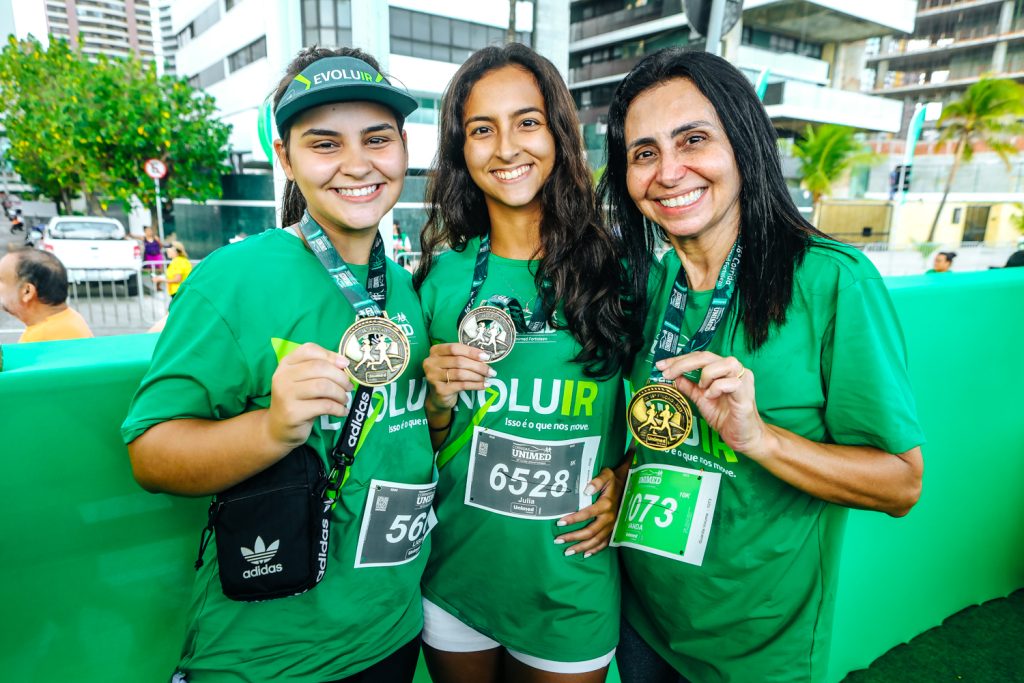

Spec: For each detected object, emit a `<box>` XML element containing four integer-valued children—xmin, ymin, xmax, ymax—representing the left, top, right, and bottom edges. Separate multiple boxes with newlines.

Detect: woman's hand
<box><xmin>422</xmin><ymin>343</ymin><xmax>493</xmax><ymax>414</ymax></box>
<box><xmin>657</xmin><ymin>351</ymin><xmax>771</xmax><ymax>459</ymax></box>
<box><xmin>553</xmin><ymin>467</ymin><xmax>624</xmax><ymax>558</ymax></box>
<box><xmin>265</xmin><ymin>343</ymin><xmax>353</xmax><ymax>451</ymax></box>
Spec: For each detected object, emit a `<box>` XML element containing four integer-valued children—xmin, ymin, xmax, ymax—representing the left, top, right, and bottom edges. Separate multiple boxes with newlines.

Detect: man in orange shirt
<box><xmin>0</xmin><ymin>249</ymin><xmax>93</xmax><ymax>343</ymax></box>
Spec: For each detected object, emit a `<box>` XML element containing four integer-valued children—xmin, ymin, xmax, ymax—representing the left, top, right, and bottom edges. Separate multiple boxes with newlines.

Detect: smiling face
<box><xmin>274</xmin><ymin>100</ymin><xmax>407</xmax><ymax>237</ymax></box>
<box><xmin>461</xmin><ymin>65</ymin><xmax>556</xmax><ymax>217</ymax></box>
<box><xmin>624</xmin><ymin>77</ymin><xmax>742</xmax><ymax>250</ymax></box>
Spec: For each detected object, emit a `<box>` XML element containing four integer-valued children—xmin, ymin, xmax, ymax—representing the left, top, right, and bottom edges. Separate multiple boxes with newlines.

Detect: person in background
<box><xmin>152</xmin><ymin>241</ymin><xmax>192</xmax><ymax>298</ymax></box>
<box><xmin>9</xmin><ymin>211</ymin><xmax>24</xmax><ymax>234</ymax></box>
<box><xmin>137</xmin><ymin>226</ymin><xmax>163</xmax><ymax>271</ymax></box>
<box><xmin>229</xmin><ymin>229</ymin><xmax>248</xmax><ymax>244</ymax></box>
<box><xmin>928</xmin><ymin>251</ymin><xmax>956</xmax><ymax>273</ymax></box>
<box><xmin>0</xmin><ymin>249</ymin><xmax>93</xmax><ymax>343</ymax></box>
<box><xmin>393</xmin><ymin>220</ymin><xmax>412</xmax><ymax>260</ymax></box>
<box><xmin>1003</xmin><ymin>250</ymin><xmax>1024</xmax><ymax>268</ymax></box>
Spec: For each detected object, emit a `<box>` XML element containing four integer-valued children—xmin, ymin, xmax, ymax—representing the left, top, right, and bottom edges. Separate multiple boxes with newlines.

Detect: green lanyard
<box><xmin>298</xmin><ymin>210</ymin><xmax>388</xmax><ymax>501</ymax></box>
<box><xmin>299</xmin><ymin>211</ymin><xmax>387</xmax><ymax>316</ymax></box>
<box><xmin>458</xmin><ymin>233</ymin><xmax>550</xmax><ymax>332</ymax></box>
<box><xmin>650</xmin><ymin>241</ymin><xmax>741</xmax><ymax>383</ymax></box>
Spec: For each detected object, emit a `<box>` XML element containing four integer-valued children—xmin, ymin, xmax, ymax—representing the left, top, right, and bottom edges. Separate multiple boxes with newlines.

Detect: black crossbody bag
<box><xmin>194</xmin><ymin>444</ymin><xmax>333</xmax><ymax>601</ymax></box>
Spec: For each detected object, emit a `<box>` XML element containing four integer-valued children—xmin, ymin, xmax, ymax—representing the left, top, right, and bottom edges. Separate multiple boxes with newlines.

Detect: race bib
<box><xmin>354</xmin><ymin>480</ymin><xmax>437</xmax><ymax>568</ymax></box>
<box><xmin>611</xmin><ymin>463</ymin><xmax>720</xmax><ymax>566</ymax></box>
<box><xmin>465</xmin><ymin>428</ymin><xmax>599</xmax><ymax>520</ymax></box>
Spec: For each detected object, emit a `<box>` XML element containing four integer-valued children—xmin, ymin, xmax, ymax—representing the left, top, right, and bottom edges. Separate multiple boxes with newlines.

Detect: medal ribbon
<box><xmin>650</xmin><ymin>241</ymin><xmax>742</xmax><ymax>383</ymax></box>
<box><xmin>457</xmin><ymin>233</ymin><xmax>550</xmax><ymax>333</ymax></box>
<box><xmin>298</xmin><ymin>211</ymin><xmax>389</xmax><ymax>505</ymax></box>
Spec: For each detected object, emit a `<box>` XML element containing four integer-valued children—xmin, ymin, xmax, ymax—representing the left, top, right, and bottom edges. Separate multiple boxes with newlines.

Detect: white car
<box><xmin>40</xmin><ymin>216</ymin><xmax>143</xmax><ymax>294</ymax></box>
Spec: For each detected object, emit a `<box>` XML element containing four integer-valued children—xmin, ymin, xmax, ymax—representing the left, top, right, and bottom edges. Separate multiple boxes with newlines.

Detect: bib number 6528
<box><xmin>488</xmin><ymin>463</ymin><xmax>570</xmax><ymax>498</ymax></box>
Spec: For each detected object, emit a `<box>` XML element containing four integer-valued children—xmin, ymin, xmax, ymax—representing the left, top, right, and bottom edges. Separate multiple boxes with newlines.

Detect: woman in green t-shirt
<box><xmin>598</xmin><ymin>49</ymin><xmax>926</xmax><ymax>683</ymax></box>
<box><xmin>412</xmin><ymin>44</ymin><xmax>649</xmax><ymax>682</ymax></box>
<box><xmin>122</xmin><ymin>47</ymin><xmax>435</xmax><ymax>682</ymax></box>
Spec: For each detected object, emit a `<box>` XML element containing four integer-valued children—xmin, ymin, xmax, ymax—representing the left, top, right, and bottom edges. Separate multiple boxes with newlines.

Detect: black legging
<box><xmin>616</xmin><ymin>618</ymin><xmax>692</xmax><ymax>683</ymax></box>
<box><xmin>326</xmin><ymin>636</ymin><xmax>421</xmax><ymax>683</ymax></box>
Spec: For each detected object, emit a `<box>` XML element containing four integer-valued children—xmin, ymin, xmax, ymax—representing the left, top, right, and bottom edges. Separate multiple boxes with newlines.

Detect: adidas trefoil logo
<box><xmin>240</xmin><ymin>536</ymin><xmax>284</xmax><ymax>579</ymax></box>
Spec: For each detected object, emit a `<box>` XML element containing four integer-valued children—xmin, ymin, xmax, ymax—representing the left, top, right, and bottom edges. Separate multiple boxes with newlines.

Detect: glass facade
<box><xmin>301</xmin><ymin>0</ymin><xmax>353</xmax><ymax>48</ymax></box>
<box><xmin>390</xmin><ymin>7</ymin><xmax>530</xmax><ymax>64</ymax></box>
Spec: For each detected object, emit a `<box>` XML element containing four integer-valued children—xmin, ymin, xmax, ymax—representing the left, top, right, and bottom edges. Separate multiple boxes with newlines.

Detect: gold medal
<box><xmin>627</xmin><ymin>383</ymin><xmax>693</xmax><ymax>451</ymax></box>
<box><xmin>339</xmin><ymin>316</ymin><xmax>410</xmax><ymax>387</ymax></box>
<box><xmin>458</xmin><ymin>305</ymin><xmax>516</xmax><ymax>363</ymax></box>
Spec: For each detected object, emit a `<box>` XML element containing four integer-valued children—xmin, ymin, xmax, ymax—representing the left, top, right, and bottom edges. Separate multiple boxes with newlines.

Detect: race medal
<box><xmin>458</xmin><ymin>304</ymin><xmax>516</xmax><ymax>362</ymax></box>
<box><xmin>628</xmin><ymin>383</ymin><xmax>693</xmax><ymax>451</ymax></box>
<box><xmin>340</xmin><ymin>316</ymin><xmax>410</xmax><ymax>387</ymax></box>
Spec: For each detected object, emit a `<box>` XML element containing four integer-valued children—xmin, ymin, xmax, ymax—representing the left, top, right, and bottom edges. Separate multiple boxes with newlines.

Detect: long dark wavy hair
<box><xmin>599</xmin><ymin>48</ymin><xmax>830</xmax><ymax>352</ymax></box>
<box><xmin>272</xmin><ymin>46</ymin><xmax>403</xmax><ymax>226</ymax></box>
<box><xmin>413</xmin><ymin>43</ymin><xmax>647</xmax><ymax>378</ymax></box>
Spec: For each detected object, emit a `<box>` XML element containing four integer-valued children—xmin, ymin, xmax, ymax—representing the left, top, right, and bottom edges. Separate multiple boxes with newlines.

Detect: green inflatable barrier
<box><xmin>1</xmin><ymin>269</ymin><xmax>1022</xmax><ymax>682</ymax></box>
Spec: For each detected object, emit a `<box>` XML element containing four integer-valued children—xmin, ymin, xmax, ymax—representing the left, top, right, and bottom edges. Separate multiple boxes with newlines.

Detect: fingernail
<box><xmin>336</xmin><ymin>356</ymin><xmax>349</xmax><ymax>367</ymax></box>
<box><xmin>564</xmin><ymin>548</ymin><xmax>576</xmax><ymax>557</ymax></box>
<box><xmin>488</xmin><ymin>369</ymin><xmax>497</xmax><ymax>377</ymax></box>
<box><xmin>584</xmin><ymin>552</ymin><xmax>592</xmax><ymax>559</ymax></box>
<box><xmin>479</xmin><ymin>352</ymin><xmax>490</xmax><ymax>361</ymax></box>
<box><xmin>583</xmin><ymin>484</ymin><xmax>595</xmax><ymax>496</ymax></box>
<box><xmin>556</xmin><ymin>519</ymin><xmax>567</xmax><ymax>527</ymax></box>
<box><xmin>655</xmin><ymin>360</ymin><xmax>666</xmax><ymax>369</ymax></box>
<box><xmin>553</xmin><ymin>538</ymin><xmax>565</xmax><ymax>545</ymax></box>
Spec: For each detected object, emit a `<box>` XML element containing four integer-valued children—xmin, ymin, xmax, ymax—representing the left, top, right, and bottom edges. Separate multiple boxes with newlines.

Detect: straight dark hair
<box><xmin>271</xmin><ymin>46</ymin><xmax>404</xmax><ymax>227</ymax></box>
<box><xmin>414</xmin><ymin>43</ymin><xmax>647</xmax><ymax>378</ymax></box>
<box><xmin>599</xmin><ymin>48</ymin><xmax>829</xmax><ymax>352</ymax></box>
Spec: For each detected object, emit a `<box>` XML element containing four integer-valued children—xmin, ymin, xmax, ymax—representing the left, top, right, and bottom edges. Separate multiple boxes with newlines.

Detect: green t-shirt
<box><xmin>623</xmin><ymin>239</ymin><xmax>925</xmax><ymax>683</ymax></box>
<box><xmin>121</xmin><ymin>228</ymin><xmax>435</xmax><ymax>682</ymax></box>
<box><xmin>418</xmin><ymin>239</ymin><xmax>627</xmax><ymax>662</ymax></box>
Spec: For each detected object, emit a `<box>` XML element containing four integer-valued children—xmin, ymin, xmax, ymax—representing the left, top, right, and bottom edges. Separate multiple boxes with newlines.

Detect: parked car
<box><xmin>40</xmin><ymin>216</ymin><xmax>142</xmax><ymax>295</ymax></box>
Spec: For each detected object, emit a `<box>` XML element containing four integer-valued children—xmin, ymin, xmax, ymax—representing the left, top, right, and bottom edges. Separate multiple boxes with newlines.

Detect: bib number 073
<box><xmin>625</xmin><ymin>492</ymin><xmax>676</xmax><ymax>528</ymax></box>
<box><xmin>488</xmin><ymin>463</ymin><xmax>570</xmax><ymax>498</ymax></box>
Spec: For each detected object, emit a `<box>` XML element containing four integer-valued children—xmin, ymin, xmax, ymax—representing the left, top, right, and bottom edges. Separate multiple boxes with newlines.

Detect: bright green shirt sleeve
<box><xmin>121</xmin><ymin>286</ymin><xmax>252</xmax><ymax>444</ymax></box>
<box><xmin>822</xmin><ymin>272</ymin><xmax>925</xmax><ymax>455</ymax></box>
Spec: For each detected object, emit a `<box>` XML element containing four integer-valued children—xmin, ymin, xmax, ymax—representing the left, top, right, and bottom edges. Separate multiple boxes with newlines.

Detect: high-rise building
<box><xmin>156</xmin><ymin>3</ymin><xmax>175</xmax><ymax>75</ymax></box>
<box><xmin>45</xmin><ymin>0</ymin><xmax>157</xmax><ymax>61</ymax></box>
<box><xmin>865</xmin><ymin>0</ymin><xmax>1024</xmax><ymax>134</ymax></box>
<box><xmin>568</xmin><ymin>0</ymin><xmax>916</xmax><ymax>167</ymax></box>
<box><xmin>163</xmin><ymin>0</ymin><xmax>559</xmax><ymax>253</ymax></box>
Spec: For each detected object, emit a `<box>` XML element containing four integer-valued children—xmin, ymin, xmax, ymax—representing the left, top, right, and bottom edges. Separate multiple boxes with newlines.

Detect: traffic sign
<box><xmin>144</xmin><ymin>158</ymin><xmax>167</xmax><ymax>179</ymax></box>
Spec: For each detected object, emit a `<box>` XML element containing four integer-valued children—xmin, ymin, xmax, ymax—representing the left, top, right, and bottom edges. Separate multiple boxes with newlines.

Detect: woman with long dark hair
<box><xmin>414</xmin><ymin>43</ymin><xmax>648</xmax><ymax>682</ymax></box>
<box><xmin>122</xmin><ymin>47</ymin><xmax>434</xmax><ymax>682</ymax></box>
<box><xmin>599</xmin><ymin>48</ymin><xmax>925</xmax><ymax>683</ymax></box>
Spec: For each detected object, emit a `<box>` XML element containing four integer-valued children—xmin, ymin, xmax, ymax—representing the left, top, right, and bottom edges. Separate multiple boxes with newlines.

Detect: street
<box><xmin>0</xmin><ymin>223</ymin><xmax>165</xmax><ymax>343</ymax></box>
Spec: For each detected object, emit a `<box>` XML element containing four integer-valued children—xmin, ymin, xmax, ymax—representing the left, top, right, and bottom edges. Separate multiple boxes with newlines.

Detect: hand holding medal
<box><xmin>657</xmin><ymin>351</ymin><xmax>770</xmax><ymax>460</ymax></box>
<box><xmin>456</xmin><ymin>234</ymin><xmax>550</xmax><ymax>363</ymax></box>
<box><xmin>628</xmin><ymin>242</ymin><xmax>742</xmax><ymax>452</ymax></box>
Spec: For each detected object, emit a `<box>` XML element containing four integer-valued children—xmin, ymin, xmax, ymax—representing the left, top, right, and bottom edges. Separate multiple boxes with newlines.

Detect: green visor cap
<box><xmin>274</xmin><ymin>56</ymin><xmax>418</xmax><ymax>138</ymax></box>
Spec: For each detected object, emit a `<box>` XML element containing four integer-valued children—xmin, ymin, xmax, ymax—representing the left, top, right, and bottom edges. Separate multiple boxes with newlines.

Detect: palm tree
<box><xmin>926</xmin><ymin>78</ymin><xmax>1024</xmax><ymax>242</ymax></box>
<box><xmin>792</xmin><ymin>124</ymin><xmax>875</xmax><ymax>224</ymax></box>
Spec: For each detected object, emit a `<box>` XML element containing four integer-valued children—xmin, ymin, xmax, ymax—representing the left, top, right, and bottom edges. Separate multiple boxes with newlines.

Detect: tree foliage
<box><xmin>792</xmin><ymin>124</ymin><xmax>875</xmax><ymax>210</ymax></box>
<box><xmin>928</xmin><ymin>77</ymin><xmax>1024</xmax><ymax>241</ymax></box>
<box><xmin>0</xmin><ymin>35</ymin><xmax>231</xmax><ymax>218</ymax></box>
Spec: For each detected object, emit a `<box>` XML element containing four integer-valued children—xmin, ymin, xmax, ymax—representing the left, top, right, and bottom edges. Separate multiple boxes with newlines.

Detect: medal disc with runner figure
<box><xmin>340</xmin><ymin>316</ymin><xmax>410</xmax><ymax>386</ymax></box>
<box><xmin>458</xmin><ymin>305</ymin><xmax>516</xmax><ymax>363</ymax></box>
<box><xmin>628</xmin><ymin>383</ymin><xmax>694</xmax><ymax>451</ymax></box>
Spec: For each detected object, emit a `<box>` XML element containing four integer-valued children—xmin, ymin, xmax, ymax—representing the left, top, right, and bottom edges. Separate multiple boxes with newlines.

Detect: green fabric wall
<box><xmin>1</xmin><ymin>269</ymin><xmax>1022</xmax><ymax>681</ymax></box>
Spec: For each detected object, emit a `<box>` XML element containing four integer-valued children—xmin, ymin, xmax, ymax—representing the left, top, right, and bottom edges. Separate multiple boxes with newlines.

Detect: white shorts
<box><xmin>421</xmin><ymin>598</ymin><xmax>616</xmax><ymax>675</ymax></box>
